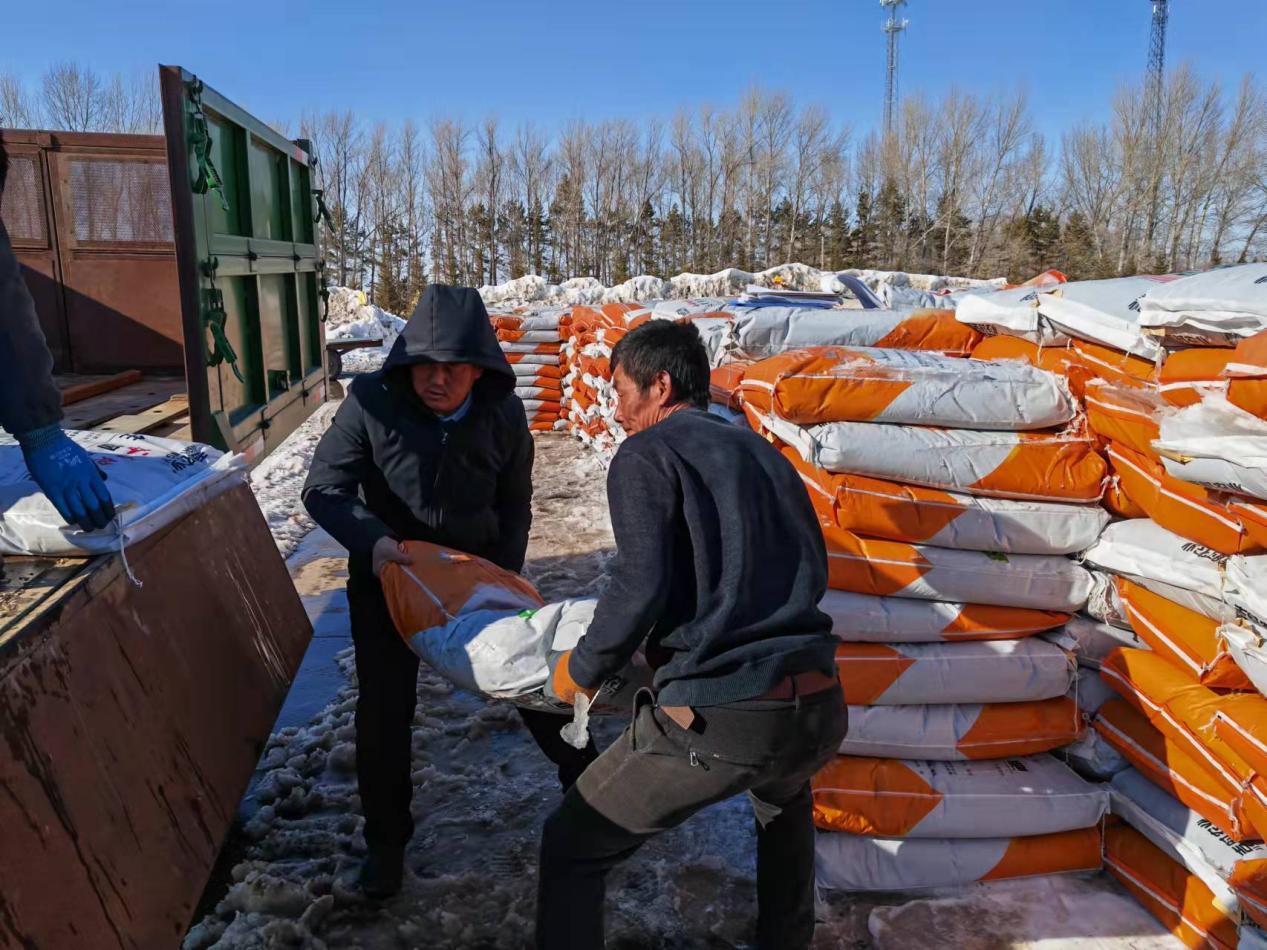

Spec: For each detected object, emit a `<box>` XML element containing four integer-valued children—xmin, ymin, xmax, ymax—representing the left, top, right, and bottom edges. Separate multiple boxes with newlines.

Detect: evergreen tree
<box><xmin>1058</xmin><ymin>210</ymin><xmax>1097</xmax><ymax>280</ymax></box>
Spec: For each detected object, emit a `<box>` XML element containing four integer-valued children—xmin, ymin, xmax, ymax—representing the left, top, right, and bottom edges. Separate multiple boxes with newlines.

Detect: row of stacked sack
<box><xmin>507</xmin><ymin>263</ymin><xmax>1267</xmax><ymax>949</ymax></box>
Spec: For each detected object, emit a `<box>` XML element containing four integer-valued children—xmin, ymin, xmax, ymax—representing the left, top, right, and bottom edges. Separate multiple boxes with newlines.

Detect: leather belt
<box><xmin>660</xmin><ymin>670</ymin><xmax>839</xmax><ymax>730</ymax></box>
<box><xmin>755</xmin><ymin>669</ymin><xmax>839</xmax><ymax>700</ymax></box>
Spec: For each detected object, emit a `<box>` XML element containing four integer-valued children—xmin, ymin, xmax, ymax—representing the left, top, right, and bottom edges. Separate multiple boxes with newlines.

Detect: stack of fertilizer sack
<box><xmin>489</xmin><ymin>309</ymin><xmax>568</xmax><ymax>431</ymax></box>
<box><xmin>962</xmin><ymin>262</ymin><xmax>1267</xmax><ymax>949</ymax></box>
<box><xmin>559</xmin><ymin>301</ymin><xmax>733</xmax><ymax>454</ymax></box>
<box><xmin>733</xmin><ymin>337</ymin><xmax>1114</xmax><ymax>892</ymax></box>
<box><xmin>559</xmin><ymin>303</ymin><xmax>652</xmax><ymax>453</ymax></box>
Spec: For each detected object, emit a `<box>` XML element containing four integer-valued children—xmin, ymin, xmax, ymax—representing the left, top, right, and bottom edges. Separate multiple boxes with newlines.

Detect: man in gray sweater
<box><xmin>537</xmin><ymin>320</ymin><xmax>847</xmax><ymax>950</ymax></box>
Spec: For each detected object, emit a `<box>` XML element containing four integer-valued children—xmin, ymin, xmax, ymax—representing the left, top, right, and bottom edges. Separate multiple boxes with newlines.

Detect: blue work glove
<box><xmin>16</xmin><ymin>425</ymin><xmax>116</xmax><ymax>531</ymax></box>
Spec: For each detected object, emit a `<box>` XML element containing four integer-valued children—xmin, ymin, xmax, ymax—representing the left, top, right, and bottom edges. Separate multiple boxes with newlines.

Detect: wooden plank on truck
<box><xmin>59</xmin><ymin>370</ymin><xmax>144</xmax><ymax>406</ymax></box>
<box><xmin>0</xmin><ymin>557</ymin><xmax>90</xmax><ymax>639</ymax></box>
<box><xmin>60</xmin><ymin>378</ymin><xmax>186</xmax><ymax>430</ymax></box>
<box><xmin>0</xmin><ymin>482</ymin><xmax>313</xmax><ymax>948</ymax></box>
<box><xmin>97</xmin><ymin>394</ymin><xmax>191</xmax><ymax>434</ymax></box>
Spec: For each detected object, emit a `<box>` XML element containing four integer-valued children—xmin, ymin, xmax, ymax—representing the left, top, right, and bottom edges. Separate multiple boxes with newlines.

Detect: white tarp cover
<box><xmin>0</xmin><ymin>431</ymin><xmax>246</xmax><ymax>556</ymax></box>
<box><xmin>1037</xmin><ymin>276</ymin><xmax>1179</xmax><ymax>360</ymax></box>
<box><xmin>955</xmin><ymin>284</ymin><xmax>1062</xmax><ymax>343</ymax></box>
<box><xmin>1137</xmin><ymin>263</ymin><xmax>1267</xmax><ymax>339</ymax></box>
<box><xmin>1155</xmin><ymin>397</ymin><xmax>1267</xmax><ymax>502</ymax></box>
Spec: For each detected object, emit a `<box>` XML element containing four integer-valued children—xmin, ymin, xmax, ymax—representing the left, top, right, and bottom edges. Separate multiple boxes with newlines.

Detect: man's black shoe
<box><xmin>358</xmin><ymin>844</ymin><xmax>405</xmax><ymax>900</ymax></box>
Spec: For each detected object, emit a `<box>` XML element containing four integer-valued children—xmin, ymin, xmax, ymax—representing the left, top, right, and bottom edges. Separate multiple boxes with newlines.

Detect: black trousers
<box><xmin>537</xmin><ymin>684</ymin><xmax>847</xmax><ymax>950</ymax></box>
<box><xmin>348</xmin><ymin>573</ymin><xmax>599</xmax><ymax>849</ymax></box>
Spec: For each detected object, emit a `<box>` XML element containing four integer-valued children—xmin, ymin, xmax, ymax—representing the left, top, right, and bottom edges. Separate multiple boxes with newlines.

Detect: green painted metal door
<box><xmin>159</xmin><ymin>65</ymin><xmax>327</xmax><ymax>461</ymax></box>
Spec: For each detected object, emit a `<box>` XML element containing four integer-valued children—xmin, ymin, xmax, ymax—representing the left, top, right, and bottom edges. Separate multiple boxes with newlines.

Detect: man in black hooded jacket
<box><xmin>302</xmin><ymin>284</ymin><xmax>596</xmax><ymax>898</ymax></box>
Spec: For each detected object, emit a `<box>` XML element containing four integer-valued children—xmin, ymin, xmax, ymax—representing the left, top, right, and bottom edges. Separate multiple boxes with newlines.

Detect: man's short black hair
<box><xmin>610</xmin><ymin>319</ymin><xmax>710</xmax><ymax>410</ymax></box>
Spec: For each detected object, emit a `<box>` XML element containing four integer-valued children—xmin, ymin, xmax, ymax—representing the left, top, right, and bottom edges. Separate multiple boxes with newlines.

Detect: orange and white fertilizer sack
<box><xmin>815</xmin><ymin>826</ymin><xmax>1101</xmax><ymax>893</ymax></box>
<box><xmin>1105</xmin><ymin>442</ymin><xmax>1262</xmax><ymax>556</ymax></box>
<box><xmin>756</xmin><ymin>408</ymin><xmax>1107</xmax><ymax>503</ymax></box>
<box><xmin>1218</xmin><ymin>622</ymin><xmax>1267</xmax><ymax>696</ymax></box>
<box><xmin>820</xmin><ymin>590</ymin><xmax>1068</xmax><ymax>643</ymax></box>
<box><xmin>1095</xmin><ymin>698</ymin><xmax>1259</xmax><ymax>842</ymax></box>
<box><xmin>824</xmin><ymin>528</ymin><xmax>1094</xmax><ymax>612</ymax></box>
<box><xmin>1232</xmin><ymin>862</ymin><xmax>1267</xmax><ymax>935</ymax></box>
<box><xmin>380</xmin><ymin>541</ymin><xmax>647</xmax><ymax>712</ymax></box>
<box><xmin>1227</xmin><ymin>555</ymin><xmax>1267</xmax><ymax>626</ymax></box>
<box><xmin>1159</xmin><ymin>341</ymin><xmax>1267</xmax><ymax>418</ymax></box>
<box><xmin>1099</xmin><ymin>649</ymin><xmax>1267</xmax><ymax>840</ymax></box>
<box><xmin>1116</xmin><ymin>578</ymin><xmax>1252</xmax><ymax>690</ymax></box>
<box><xmin>1138</xmin><ymin>262</ymin><xmax>1267</xmax><ymax>343</ymax></box>
<box><xmin>833</xmin><ymin>640</ymin><xmax>1073</xmax><ymax>705</ymax></box>
<box><xmin>791</xmin><ymin>458</ymin><xmax>1108</xmax><ymax>554</ymax></box>
<box><xmin>722</xmin><ymin>306</ymin><xmax>981</xmax><ymax>361</ymax></box>
<box><xmin>1111</xmin><ymin>768</ymin><xmax>1267</xmax><ymax>918</ymax></box>
<box><xmin>812</xmin><ymin>754</ymin><xmax>1106</xmax><ymax>838</ymax></box>
<box><xmin>1082</xmin><ymin>519</ymin><xmax>1228</xmax><ymax>604</ymax></box>
<box><xmin>1105</xmin><ymin>823</ymin><xmax>1239</xmax><ymax>950</ymax></box>
<box><xmin>737</xmin><ymin>347</ymin><xmax>1075</xmax><ymax>429</ymax></box>
<box><xmin>1155</xmin><ymin>397</ymin><xmax>1267</xmax><ymax>502</ymax></box>
<box><xmin>838</xmin><ymin>696</ymin><xmax>1082</xmax><ymax>760</ymax></box>
<box><xmin>1084</xmin><ymin>380</ymin><xmax>1164</xmax><ymax>457</ymax></box>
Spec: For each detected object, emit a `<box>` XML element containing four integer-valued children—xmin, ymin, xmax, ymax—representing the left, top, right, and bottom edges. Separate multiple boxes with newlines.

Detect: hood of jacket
<box><xmin>383</xmin><ymin>284</ymin><xmax>514</xmax><ymax>399</ymax></box>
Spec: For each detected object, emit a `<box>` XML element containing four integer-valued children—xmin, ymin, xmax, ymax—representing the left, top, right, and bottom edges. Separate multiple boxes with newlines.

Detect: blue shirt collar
<box><xmin>439</xmin><ymin>393</ymin><xmax>474</xmax><ymax>424</ymax></box>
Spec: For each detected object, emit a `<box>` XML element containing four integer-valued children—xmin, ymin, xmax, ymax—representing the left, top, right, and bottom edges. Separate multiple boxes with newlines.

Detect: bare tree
<box><xmin>42</xmin><ymin>62</ymin><xmax>104</xmax><ymax>131</ymax></box>
<box><xmin>0</xmin><ymin>73</ymin><xmax>41</xmax><ymax>128</ymax></box>
<box><xmin>474</xmin><ymin>116</ymin><xmax>505</xmax><ymax>285</ymax></box>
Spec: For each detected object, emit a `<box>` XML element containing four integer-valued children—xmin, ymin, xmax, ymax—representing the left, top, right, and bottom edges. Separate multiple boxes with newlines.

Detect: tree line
<box><xmin>3</xmin><ymin>63</ymin><xmax>1265</xmax><ymax>316</ymax></box>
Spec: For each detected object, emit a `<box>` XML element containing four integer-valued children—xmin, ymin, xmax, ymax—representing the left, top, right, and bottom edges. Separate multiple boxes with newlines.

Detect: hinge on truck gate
<box><xmin>316</xmin><ymin>261</ymin><xmax>330</xmax><ymax>322</ymax></box>
<box><xmin>186</xmin><ymin>79</ymin><xmax>231</xmax><ymax>212</ymax></box>
<box><xmin>313</xmin><ymin>189</ymin><xmax>334</xmax><ymax>232</ymax></box>
<box><xmin>201</xmin><ymin>258</ymin><xmax>246</xmax><ymax>384</ymax></box>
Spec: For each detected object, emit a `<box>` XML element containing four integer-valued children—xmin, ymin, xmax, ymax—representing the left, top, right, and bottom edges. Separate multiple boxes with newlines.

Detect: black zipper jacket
<box><xmin>568</xmin><ymin>409</ymin><xmax>835</xmax><ymax>707</ymax></box>
<box><xmin>302</xmin><ymin>285</ymin><xmax>532</xmax><ymax>579</ymax></box>
<box><xmin>0</xmin><ymin>212</ymin><xmax>63</xmax><ymax>437</ymax></box>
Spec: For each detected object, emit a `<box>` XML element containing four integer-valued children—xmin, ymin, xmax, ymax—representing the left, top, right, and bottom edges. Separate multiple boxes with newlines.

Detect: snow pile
<box><xmin>325</xmin><ymin>287</ymin><xmax>407</xmax><ymax>347</ymax></box>
<box><xmin>250</xmin><ymin>402</ymin><xmax>340</xmax><ymax>561</ymax></box>
<box><xmin>479</xmin><ymin>263</ymin><xmax>1003</xmax><ymax>310</ymax></box>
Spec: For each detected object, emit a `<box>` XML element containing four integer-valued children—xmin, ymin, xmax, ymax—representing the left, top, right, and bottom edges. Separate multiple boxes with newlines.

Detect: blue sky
<box><xmin>7</xmin><ymin>0</ymin><xmax>1265</xmax><ymax>140</ymax></box>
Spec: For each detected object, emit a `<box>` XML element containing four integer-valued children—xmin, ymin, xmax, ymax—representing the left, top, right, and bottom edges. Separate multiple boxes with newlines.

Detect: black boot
<box><xmin>358</xmin><ymin>843</ymin><xmax>406</xmax><ymax>900</ymax></box>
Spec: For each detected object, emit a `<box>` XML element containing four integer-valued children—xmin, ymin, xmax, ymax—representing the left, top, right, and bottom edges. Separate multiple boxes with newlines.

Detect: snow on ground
<box><xmin>250</xmin><ymin>403</ymin><xmax>340</xmax><ymax>561</ymax></box>
<box><xmin>198</xmin><ymin>425</ymin><xmax>1173</xmax><ymax>950</ymax></box>
<box><xmin>479</xmin><ymin>263</ymin><xmax>1005</xmax><ymax>310</ymax></box>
